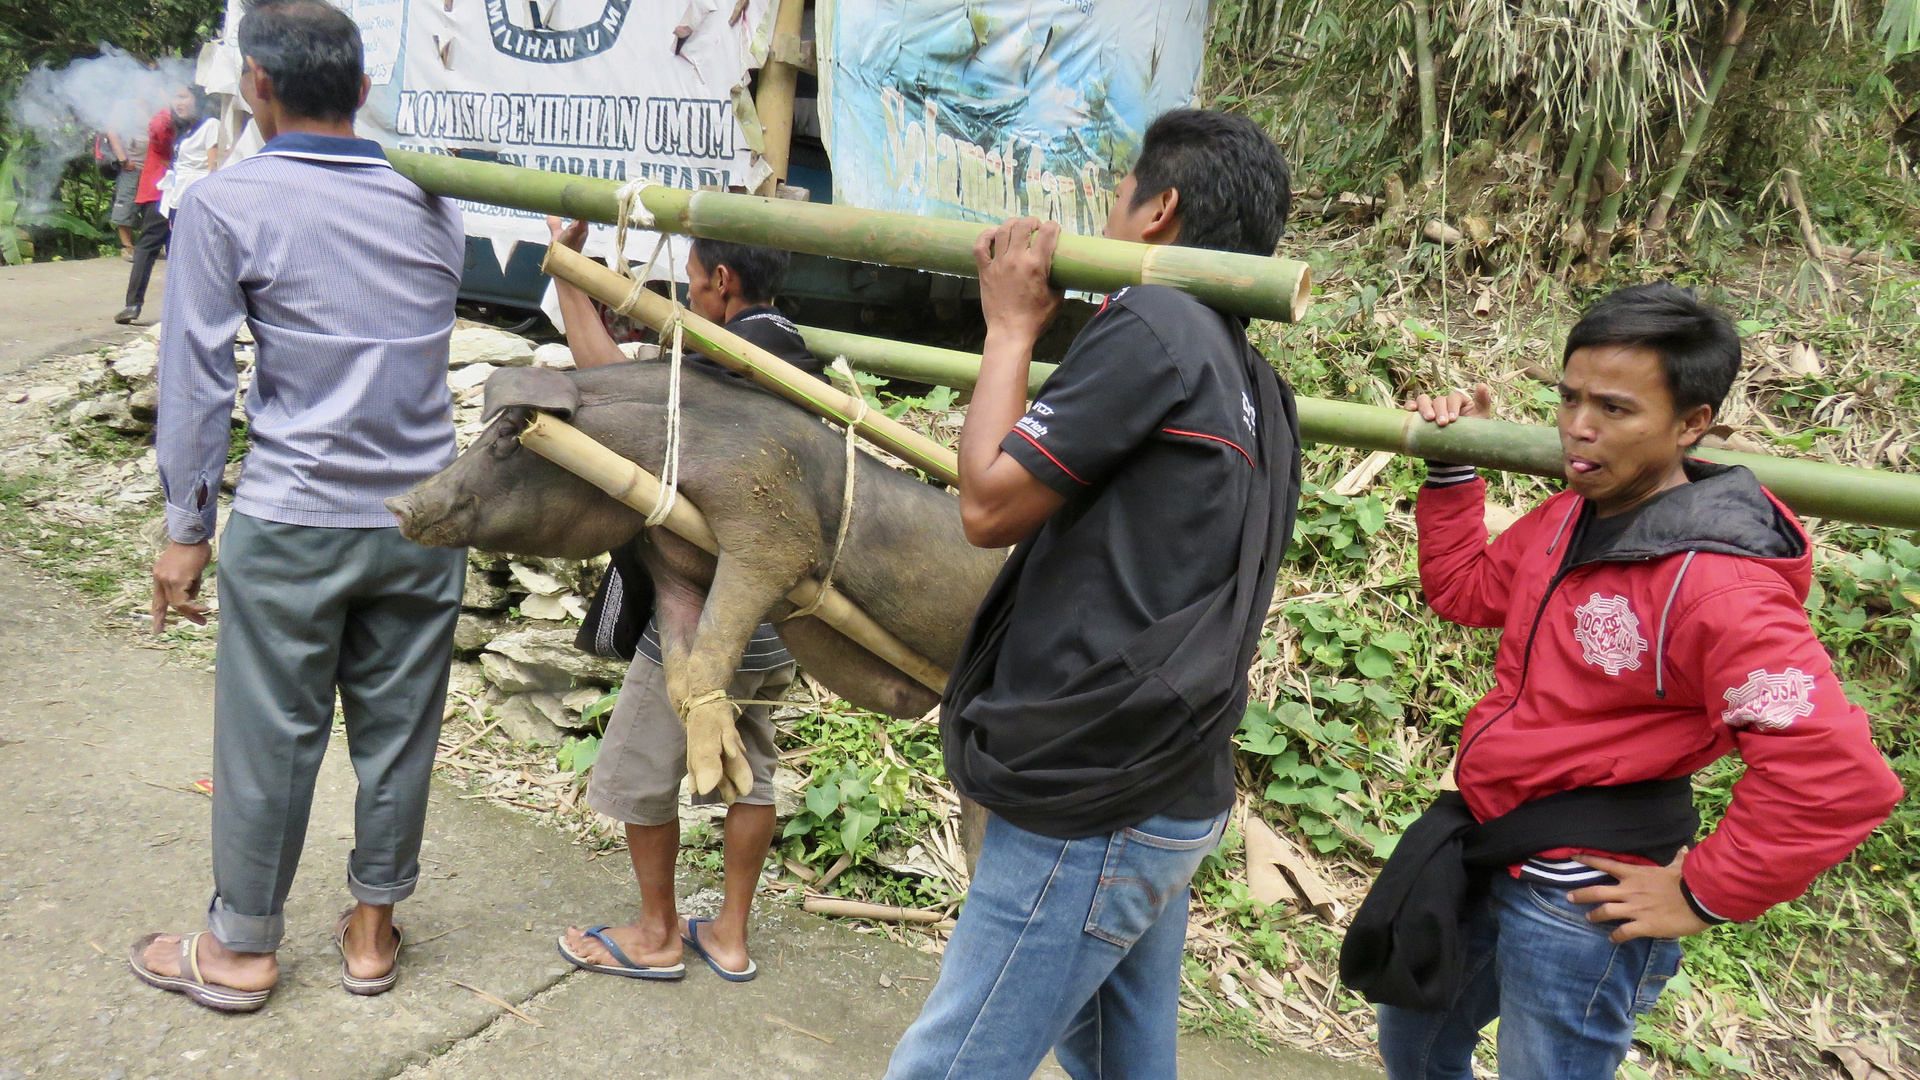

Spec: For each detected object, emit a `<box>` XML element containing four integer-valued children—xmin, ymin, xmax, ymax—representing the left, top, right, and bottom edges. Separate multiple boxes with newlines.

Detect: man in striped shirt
<box><xmin>131</xmin><ymin>0</ymin><xmax>466</xmax><ymax>1012</ymax></box>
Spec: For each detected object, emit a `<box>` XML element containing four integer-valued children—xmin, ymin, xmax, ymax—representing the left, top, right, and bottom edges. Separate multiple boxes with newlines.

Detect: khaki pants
<box><xmin>586</xmin><ymin>653</ymin><xmax>795</xmax><ymax>826</ymax></box>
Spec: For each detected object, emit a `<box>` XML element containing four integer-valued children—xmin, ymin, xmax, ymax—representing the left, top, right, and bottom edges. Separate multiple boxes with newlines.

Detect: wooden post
<box><xmin>754</xmin><ymin>0</ymin><xmax>807</xmax><ymax>196</ymax></box>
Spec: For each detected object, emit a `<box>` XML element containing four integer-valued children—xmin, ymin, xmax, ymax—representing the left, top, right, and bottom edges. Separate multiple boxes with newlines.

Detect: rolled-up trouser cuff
<box><xmin>207</xmin><ymin>892</ymin><xmax>284</xmax><ymax>955</ymax></box>
<box><xmin>348</xmin><ymin>865</ymin><xmax>419</xmax><ymax>907</ymax></box>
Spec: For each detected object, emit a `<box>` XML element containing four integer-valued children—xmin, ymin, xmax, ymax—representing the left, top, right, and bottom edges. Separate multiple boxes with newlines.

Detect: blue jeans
<box><xmin>1377</xmin><ymin>874</ymin><xmax>1683</xmax><ymax>1080</ymax></box>
<box><xmin>884</xmin><ymin>809</ymin><xmax>1228</xmax><ymax>1080</ymax></box>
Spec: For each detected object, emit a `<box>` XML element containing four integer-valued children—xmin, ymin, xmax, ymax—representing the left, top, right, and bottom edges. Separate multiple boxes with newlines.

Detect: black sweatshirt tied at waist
<box><xmin>1338</xmin><ymin>777</ymin><xmax>1698</xmax><ymax>1011</ymax></box>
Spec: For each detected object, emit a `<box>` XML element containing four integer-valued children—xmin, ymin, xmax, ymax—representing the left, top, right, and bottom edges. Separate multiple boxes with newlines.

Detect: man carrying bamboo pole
<box><xmin>886</xmin><ymin>110</ymin><xmax>1302</xmax><ymax>1079</ymax></box>
<box><xmin>131</xmin><ymin>0</ymin><xmax>466</xmax><ymax>1011</ymax></box>
<box><xmin>543</xmin><ymin>217</ymin><xmax>815</xmax><ymax>983</ymax></box>
<box><xmin>1344</xmin><ymin>283</ymin><xmax>1902</xmax><ymax>1079</ymax></box>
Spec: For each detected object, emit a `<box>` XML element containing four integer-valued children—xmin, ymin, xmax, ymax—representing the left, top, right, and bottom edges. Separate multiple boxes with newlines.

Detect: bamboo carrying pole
<box><xmin>542</xmin><ymin>242</ymin><xmax>960</xmax><ymax>486</ymax></box>
<box><xmin>794</xmin><ymin>325</ymin><xmax>1920</xmax><ymax>531</ymax></box>
<box><xmin>517</xmin><ymin>413</ymin><xmax>949</xmax><ymax>693</ymax></box>
<box><xmin>386</xmin><ymin>149</ymin><xmax>1312</xmax><ymax>324</ymax></box>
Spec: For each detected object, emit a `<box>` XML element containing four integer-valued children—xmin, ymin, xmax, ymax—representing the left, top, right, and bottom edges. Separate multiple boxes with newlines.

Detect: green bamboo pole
<box><xmin>797</xmin><ymin>325</ymin><xmax>1920</xmax><ymax>531</ymax></box>
<box><xmin>1544</xmin><ymin>115</ymin><xmax>1592</xmax><ymax>218</ymax></box>
<box><xmin>1410</xmin><ymin>0</ymin><xmax>1441</xmax><ymax>183</ymax></box>
<box><xmin>1588</xmin><ymin>121</ymin><xmax>1633</xmax><ymax>262</ymax></box>
<box><xmin>544</xmin><ymin>242</ymin><xmax>960</xmax><ymax>486</ymax></box>
<box><xmin>386</xmin><ymin>149</ymin><xmax>1312</xmax><ymax>323</ymax></box>
<box><xmin>1645</xmin><ymin>0</ymin><xmax>1753</xmax><ymax>234</ymax></box>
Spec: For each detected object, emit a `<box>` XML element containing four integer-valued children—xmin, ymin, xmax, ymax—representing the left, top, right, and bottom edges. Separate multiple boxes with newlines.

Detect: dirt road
<box><xmin>0</xmin><ymin>257</ymin><xmax>1379</xmax><ymax>1080</ymax></box>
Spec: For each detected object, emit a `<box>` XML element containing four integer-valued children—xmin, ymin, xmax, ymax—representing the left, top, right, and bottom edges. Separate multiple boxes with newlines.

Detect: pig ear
<box><xmin>483</xmin><ymin>367</ymin><xmax>581</xmax><ymax>423</ymax></box>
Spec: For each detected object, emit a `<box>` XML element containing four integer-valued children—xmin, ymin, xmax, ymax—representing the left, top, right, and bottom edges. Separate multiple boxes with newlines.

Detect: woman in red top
<box><xmin>117</xmin><ymin>87</ymin><xmax>205</xmax><ymax>325</ymax></box>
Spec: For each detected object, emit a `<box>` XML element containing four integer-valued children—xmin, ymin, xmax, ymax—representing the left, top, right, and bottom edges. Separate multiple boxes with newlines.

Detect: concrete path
<box><xmin>0</xmin><ymin>557</ymin><xmax>1377</xmax><ymax>1080</ymax></box>
<box><xmin>0</xmin><ymin>257</ymin><xmax>159</xmax><ymax>377</ymax></box>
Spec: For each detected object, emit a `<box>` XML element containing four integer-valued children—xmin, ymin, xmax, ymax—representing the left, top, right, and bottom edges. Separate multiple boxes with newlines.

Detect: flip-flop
<box><xmin>335</xmin><ymin>908</ymin><xmax>404</xmax><ymax>996</ymax></box>
<box><xmin>681</xmin><ymin>917</ymin><xmax>756</xmax><ymax>982</ymax></box>
<box><xmin>127</xmin><ymin>932</ymin><xmax>272</xmax><ymax>1013</ymax></box>
<box><xmin>556</xmin><ymin>925</ymin><xmax>686</xmax><ymax>980</ymax></box>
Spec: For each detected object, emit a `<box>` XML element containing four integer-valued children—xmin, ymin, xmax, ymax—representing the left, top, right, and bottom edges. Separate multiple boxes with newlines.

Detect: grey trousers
<box><xmin>207</xmin><ymin>513</ymin><xmax>465</xmax><ymax>953</ymax></box>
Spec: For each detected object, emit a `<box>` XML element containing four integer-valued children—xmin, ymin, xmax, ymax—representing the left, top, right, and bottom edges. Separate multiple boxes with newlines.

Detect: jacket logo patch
<box><xmin>1572</xmin><ymin>593</ymin><xmax>1647</xmax><ymax>675</ymax></box>
<box><xmin>1721</xmin><ymin>668</ymin><xmax>1816</xmax><ymax>731</ymax></box>
<box><xmin>1241</xmin><ymin>391</ymin><xmax>1257</xmax><ymax>433</ymax></box>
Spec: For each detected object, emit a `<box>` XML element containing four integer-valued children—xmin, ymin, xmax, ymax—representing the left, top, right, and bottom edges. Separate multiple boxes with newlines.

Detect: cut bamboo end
<box><xmin>516</xmin><ymin>413</ymin><xmax>949</xmax><ymax>694</ymax></box>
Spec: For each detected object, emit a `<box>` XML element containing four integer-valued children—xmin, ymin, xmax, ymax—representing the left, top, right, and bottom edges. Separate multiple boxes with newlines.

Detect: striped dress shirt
<box><xmin>156</xmin><ymin>132</ymin><xmax>466</xmax><ymax>544</ymax></box>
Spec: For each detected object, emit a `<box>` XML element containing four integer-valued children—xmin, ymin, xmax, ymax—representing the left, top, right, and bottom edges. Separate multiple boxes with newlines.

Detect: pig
<box><xmin>387</xmin><ymin>361</ymin><xmax>1006</xmax><ymax>799</ymax></box>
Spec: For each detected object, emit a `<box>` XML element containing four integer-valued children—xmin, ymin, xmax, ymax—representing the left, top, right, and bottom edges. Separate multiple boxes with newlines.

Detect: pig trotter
<box><xmin>680</xmin><ymin>689</ymin><xmax>752</xmax><ymax>802</ymax></box>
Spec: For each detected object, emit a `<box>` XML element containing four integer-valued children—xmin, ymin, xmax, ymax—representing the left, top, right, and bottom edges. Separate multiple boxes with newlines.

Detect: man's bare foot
<box><xmin>685</xmin><ymin>916</ymin><xmax>751</xmax><ymax>975</ymax></box>
<box><xmin>140</xmin><ymin>933</ymin><xmax>278</xmax><ymax>992</ymax></box>
<box><xmin>562</xmin><ymin>918</ymin><xmax>681</xmax><ymax>969</ymax></box>
<box><xmin>340</xmin><ymin>903</ymin><xmax>401</xmax><ymax>981</ymax></box>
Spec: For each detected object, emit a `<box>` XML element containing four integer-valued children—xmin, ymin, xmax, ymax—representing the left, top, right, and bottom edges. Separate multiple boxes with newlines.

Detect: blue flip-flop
<box><xmin>556</xmin><ymin>926</ymin><xmax>686</xmax><ymax>980</ymax></box>
<box><xmin>681</xmin><ymin>917</ymin><xmax>757</xmax><ymax>982</ymax></box>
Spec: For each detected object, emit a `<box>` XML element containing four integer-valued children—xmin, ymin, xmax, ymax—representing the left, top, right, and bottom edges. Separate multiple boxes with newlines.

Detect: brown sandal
<box><xmin>335</xmin><ymin>908</ymin><xmax>403</xmax><ymax>996</ymax></box>
<box><xmin>127</xmin><ymin>932</ymin><xmax>271</xmax><ymax>1013</ymax></box>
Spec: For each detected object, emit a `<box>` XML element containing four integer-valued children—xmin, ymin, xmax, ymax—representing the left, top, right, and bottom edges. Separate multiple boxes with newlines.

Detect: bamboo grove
<box><xmin>1211</xmin><ymin>0</ymin><xmax>1920</xmax><ymax>277</ymax></box>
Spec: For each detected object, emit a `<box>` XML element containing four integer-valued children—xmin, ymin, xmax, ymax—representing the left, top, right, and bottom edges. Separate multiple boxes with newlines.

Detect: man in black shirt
<box><xmin>885</xmin><ymin>110</ymin><xmax>1302</xmax><ymax>1080</ymax></box>
<box><xmin>544</xmin><ymin>218</ymin><xmax>814</xmax><ymax>983</ymax></box>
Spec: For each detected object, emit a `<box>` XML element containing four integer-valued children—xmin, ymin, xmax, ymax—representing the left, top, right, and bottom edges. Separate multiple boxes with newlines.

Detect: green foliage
<box><xmin>775</xmin><ymin>701</ymin><xmax>956</xmax><ymax>908</ymax></box>
<box><xmin>0</xmin><ymin>0</ymin><xmax>226</xmax><ymax>86</ymax></box>
<box><xmin>556</xmin><ymin>734</ymin><xmax>600</xmax><ymax>774</ymax></box>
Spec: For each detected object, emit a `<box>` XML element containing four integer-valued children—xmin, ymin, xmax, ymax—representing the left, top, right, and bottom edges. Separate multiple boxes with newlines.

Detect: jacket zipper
<box><xmin>1454</xmin><ymin>564</ymin><xmax>1575</xmax><ymax>776</ymax></box>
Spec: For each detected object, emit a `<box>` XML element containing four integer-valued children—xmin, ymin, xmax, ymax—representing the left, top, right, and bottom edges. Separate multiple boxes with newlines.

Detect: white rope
<box><xmin>787</xmin><ymin>357</ymin><xmax>866</xmax><ymax>621</ymax></box>
<box><xmin>609</xmin><ymin>178</ymin><xmax>685</xmax><ymax>528</ymax></box>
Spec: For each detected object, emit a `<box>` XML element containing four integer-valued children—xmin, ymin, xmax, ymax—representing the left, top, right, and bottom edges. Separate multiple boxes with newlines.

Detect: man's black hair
<box><xmin>1563</xmin><ymin>282</ymin><xmax>1742</xmax><ymax>416</ymax></box>
<box><xmin>1128</xmin><ymin>109</ymin><xmax>1290</xmax><ymax>257</ymax></box>
<box><xmin>239</xmin><ymin>0</ymin><xmax>364</xmax><ymax>122</ymax></box>
<box><xmin>690</xmin><ymin>237</ymin><xmax>789</xmax><ymax>304</ymax></box>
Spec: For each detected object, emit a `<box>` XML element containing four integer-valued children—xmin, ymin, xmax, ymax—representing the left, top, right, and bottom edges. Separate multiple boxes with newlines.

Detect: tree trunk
<box><xmin>1410</xmin><ymin>0</ymin><xmax>1440</xmax><ymax>182</ymax></box>
<box><xmin>1645</xmin><ymin>0</ymin><xmax>1753</xmax><ymax>234</ymax></box>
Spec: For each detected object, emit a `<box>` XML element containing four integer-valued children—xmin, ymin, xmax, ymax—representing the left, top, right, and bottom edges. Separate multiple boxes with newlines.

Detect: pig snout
<box><xmin>386</xmin><ymin>487</ymin><xmax>475</xmax><ymax>548</ymax></box>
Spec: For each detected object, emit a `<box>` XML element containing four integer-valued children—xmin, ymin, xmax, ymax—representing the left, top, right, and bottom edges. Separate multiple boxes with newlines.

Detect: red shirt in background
<box><xmin>135</xmin><ymin>110</ymin><xmax>177</xmax><ymax>205</ymax></box>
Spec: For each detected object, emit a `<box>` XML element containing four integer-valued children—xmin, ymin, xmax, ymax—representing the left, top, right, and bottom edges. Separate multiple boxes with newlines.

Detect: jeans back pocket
<box><xmin>1082</xmin><ymin>812</ymin><xmax>1226</xmax><ymax>948</ymax></box>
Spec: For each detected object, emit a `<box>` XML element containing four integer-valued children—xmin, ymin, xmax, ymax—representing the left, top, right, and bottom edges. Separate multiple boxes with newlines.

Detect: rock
<box><xmin>70</xmin><ymin>395</ymin><xmax>149</xmax><ymax>434</ymax></box>
<box><xmin>25</xmin><ymin>385</ymin><xmax>74</xmax><ymax>405</ymax></box>
<box><xmin>453</xmin><ymin>612</ymin><xmax>508</xmax><ymax>653</ymax></box>
<box><xmin>462</xmin><ymin>566</ymin><xmax>513</xmax><ymax>611</ymax></box>
<box><xmin>533</xmin><ymin>343</ymin><xmax>576</xmax><ymax>370</ymax></box>
<box><xmin>76</xmin><ymin>365</ymin><xmax>116</xmax><ymax>395</ymax></box>
<box><xmin>446</xmin><ymin>363</ymin><xmax>497</xmax><ymax>394</ymax></box>
<box><xmin>5</xmin><ymin>391</ymin><xmax>26</xmax><ymax>403</ymax></box>
<box><xmin>129</xmin><ymin>384</ymin><xmax>159</xmax><ymax>422</ymax></box>
<box><xmin>509</xmin><ymin>562</ymin><xmax>568</xmax><ymax>596</ymax></box>
<box><xmin>221</xmin><ymin>461</ymin><xmax>244</xmax><ymax>491</ymax></box>
<box><xmin>446</xmin><ymin>659</ymin><xmax>489</xmax><ymax>702</ymax></box>
<box><xmin>111</xmin><ymin>344</ymin><xmax>159</xmax><ymax>385</ymax></box>
<box><xmin>518</xmin><ymin>592</ymin><xmax>570</xmax><ymax>620</ymax></box>
<box><xmin>562</xmin><ymin>686</ymin><xmax>608</xmax><ymax>713</ymax></box>
<box><xmin>773</xmin><ymin>766</ymin><xmax>806</xmax><ymax>819</ymax></box>
<box><xmin>469</xmin><ymin>549</ymin><xmax>511</xmax><ymax>570</ymax></box>
<box><xmin>485</xmin><ymin>624</ymin><xmax>627</xmax><ymax>685</ymax></box>
<box><xmin>480</xmin><ymin>652</ymin><xmax>573</xmax><ymax>694</ymax></box>
<box><xmin>447</xmin><ymin>326</ymin><xmax>535</xmax><ymax>368</ymax></box>
<box><xmin>496</xmin><ymin>692</ymin><xmax>569</xmax><ymax>746</ymax></box>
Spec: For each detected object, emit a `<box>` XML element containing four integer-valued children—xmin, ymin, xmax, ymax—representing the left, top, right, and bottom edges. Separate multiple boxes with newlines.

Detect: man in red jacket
<box><xmin>1340</xmin><ymin>282</ymin><xmax>1902</xmax><ymax>1080</ymax></box>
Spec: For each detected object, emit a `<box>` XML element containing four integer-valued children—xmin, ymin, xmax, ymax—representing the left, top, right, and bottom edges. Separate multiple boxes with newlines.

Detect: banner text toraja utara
<box><xmin>397</xmin><ymin>91</ymin><xmax>734</xmax><ymax>159</ymax></box>
<box><xmin>877</xmin><ymin>88</ymin><xmax>1119</xmax><ymax>234</ymax></box>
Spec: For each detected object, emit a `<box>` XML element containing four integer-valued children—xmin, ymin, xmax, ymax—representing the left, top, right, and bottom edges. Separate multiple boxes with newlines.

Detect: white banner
<box><xmin>224</xmin><ymin>0</ymin><xmax>774</xmax><ymax>277</ymax></box>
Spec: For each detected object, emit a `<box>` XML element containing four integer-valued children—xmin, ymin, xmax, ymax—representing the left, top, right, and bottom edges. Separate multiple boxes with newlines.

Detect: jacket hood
<box><xmin>1589</xmin><ymin>459</ymin><xmax>1807</xmax><ymax>581</ymax></box>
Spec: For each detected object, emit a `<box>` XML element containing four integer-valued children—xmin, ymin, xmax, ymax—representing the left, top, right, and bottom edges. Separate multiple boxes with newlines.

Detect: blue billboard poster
<box><xmin>819</xmin><ymin>0</ymin><xmax>1210</xmax><ymax>234</ymax></box>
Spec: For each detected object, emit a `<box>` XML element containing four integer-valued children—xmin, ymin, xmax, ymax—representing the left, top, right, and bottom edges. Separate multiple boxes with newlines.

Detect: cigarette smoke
<box><xmin>7</xmin><ymin>45</ymin><xmax>199</xmax><ymax>217</ymax></box>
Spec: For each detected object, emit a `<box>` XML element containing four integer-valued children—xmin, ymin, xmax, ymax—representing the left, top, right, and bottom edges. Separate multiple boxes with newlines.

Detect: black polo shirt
<box><xmin>692</xmin><ymin>303</ymin><xmax>825</xmax><ymax>380</ymax></box>
<box><xmin>960</xmin><ymin>284</ymin><xmax>1276</xmax><ymax>826</ymax></box>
